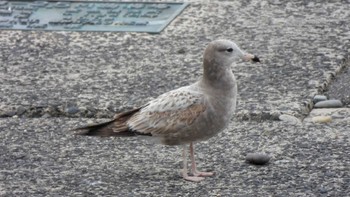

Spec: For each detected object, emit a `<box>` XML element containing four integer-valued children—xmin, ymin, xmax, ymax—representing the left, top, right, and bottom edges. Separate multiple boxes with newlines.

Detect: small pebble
<box><xmin>246</xmin><ymin>153</ymin><xmax>270</xmax><ymax>165</ymax></box>
<box><xmin>66</xmin><ymin>106</ymin><xmax>80</xmax><ymax>114</ymax></box>
<box><xmin>177</xmin><ymin>49</ymin><xmax>186</xmax><ymax>54</ymax></box>
<box><xmin>319</xmin><ymin>187</ymin><xmax>328</xmax><ymax>194</ymax></box>
<box><xmin>313</xmin><ymin>95</ymin><xmax>327</xmax><ymax>103</ymax></box>
<box><xmin>42</xmin><ymin>113</ymin><xmax>51</xmax><ymax>118</ymax></box>
<box><xmin>177</xmin><ymin>48</ymin><xmax>186</xmax><ymax>54</ymax></box>
<box><xmin>314</xmin><ymin>100</ymin><xmax>343</xmax><ymax>108</ymax></box>
<box><xmin>16</xmin><ymin>106</ymin><xmax>27</xmax><ymax>115</ymax></box>
<box><xmin>312</xmin><ymin>116</ymin><xmax>332</xmax><ymax>123</ymax></box>
<box><xmin>279</xmin><ymin>114</ymin><xmax>302</xmax><ymax>125</ymax></box>
<box><xmin>0</xmin><ymin>110</ymin><xmax>16</xmax><ymax>117</ymax></box>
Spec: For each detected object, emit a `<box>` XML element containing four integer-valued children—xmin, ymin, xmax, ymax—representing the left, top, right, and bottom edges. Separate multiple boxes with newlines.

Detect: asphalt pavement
<box><xmin>1</xmin><ymin>0</ymin><xmax>349</xmax><ymax>196</ymax></box>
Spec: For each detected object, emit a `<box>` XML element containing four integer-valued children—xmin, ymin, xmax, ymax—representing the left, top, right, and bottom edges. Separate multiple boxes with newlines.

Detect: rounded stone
<box><xmin>246</xmin><ymin>153</ymin><xmax>270</xmax><ymax>165</ymax></box>
<box><xmin>313</xmin><ymin>95</ymin><xmax>327</xmax><ymax>103</ymax></box>
<box><xmin>279</xmin><ymin>114</ymin><xmax>302</xmax><ymax>125</ymax></box>
<box><xmin>16</xmin><ymin>106</ymin><xmax>27</xmax><ymax>116</ymax></box>
<box><xmin>0</xmin><ymin>110</ymin><xmax>16</xmax><ymax>117</ymax></box>
<box><xmin>314</xmin><ymin>100</ymin><xmax>343</xmax><ymax>108</ymax></box>
<box><xmin>319</xmin><ymin>187</ymin><xmax>328</xmax><ymax>194</ymax></box>
<box><xmin>177</xmin><ymin>48</ymin><xmax>186</xmax><ymax>54</ymax></box>
<box><xmin>312</xmin><ymin>116</ymin><xmax>332</xmax><ymax>123</ymax></box>
<box><xmin>66</xmin><ymin>106</ymin><xmax>80</xmax><ymax>114</ymax></box>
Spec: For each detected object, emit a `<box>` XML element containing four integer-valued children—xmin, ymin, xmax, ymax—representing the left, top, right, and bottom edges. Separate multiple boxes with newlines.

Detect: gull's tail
<box><xmin>73</xmin><ymin>107</ymin><xmax>142</xmax><ymax>137</ymax></box>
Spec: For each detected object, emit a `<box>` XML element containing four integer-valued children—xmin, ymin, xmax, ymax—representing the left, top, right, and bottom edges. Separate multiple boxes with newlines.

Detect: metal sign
<box><xmin>0</xmin><ymin>1</ymin><xmax>188</xmax><ymax>33</ymax></box>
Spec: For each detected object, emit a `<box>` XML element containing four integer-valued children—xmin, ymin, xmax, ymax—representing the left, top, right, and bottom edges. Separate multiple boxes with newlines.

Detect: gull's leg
<box><xmin>190</xmin><ymin>142</ymin><xmax>215</xmax><ymax>177</ymax></box>
<box><xmin>181</xmin><ymin>145</ymin><xmax>204</xmax><ymax>182</ymax></box>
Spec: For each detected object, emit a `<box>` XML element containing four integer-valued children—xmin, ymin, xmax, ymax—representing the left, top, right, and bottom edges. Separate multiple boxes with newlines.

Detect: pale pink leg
<box><xmin>181</xmin><ymin>145</ymin><xmax>205</xmax><ymax>182</ymax></box>
<box><xmin>189</xmin><ymin>142</ymin><xmax>214</xmax><ymax>177</ymax></box>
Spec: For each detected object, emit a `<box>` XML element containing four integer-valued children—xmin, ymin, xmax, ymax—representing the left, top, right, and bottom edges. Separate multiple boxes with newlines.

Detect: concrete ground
<box><xmin>0</xmin><ymin>0</ymin><xmax>349</xmax><ymax>196</ymax></box>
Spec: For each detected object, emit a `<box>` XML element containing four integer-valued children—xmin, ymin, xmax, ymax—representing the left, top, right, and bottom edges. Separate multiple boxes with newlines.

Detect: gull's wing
<box><xmin>127</xmin><ymin>87</ymin><xmax>207</xmax><ymax>135</ymax></box>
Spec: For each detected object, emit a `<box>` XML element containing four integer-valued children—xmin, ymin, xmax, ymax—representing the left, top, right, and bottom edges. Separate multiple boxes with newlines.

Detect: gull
<box><xmin>74</xmin><ymin>40</ymin><xmax>260</xmax><ymax>182</ymax></box>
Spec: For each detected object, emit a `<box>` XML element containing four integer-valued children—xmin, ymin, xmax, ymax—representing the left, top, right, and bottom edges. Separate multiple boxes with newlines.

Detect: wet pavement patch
<box><xmin>0</xmin><ymin>1</ymin><xmax>188</xmax><ymax>33</ymax></box>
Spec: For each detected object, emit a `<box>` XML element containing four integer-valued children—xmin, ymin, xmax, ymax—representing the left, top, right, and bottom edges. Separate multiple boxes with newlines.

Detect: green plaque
<box><xmin>0</xmin><ymin>1</ymin><xmax>189</xmax><ymax>33</ymax></box>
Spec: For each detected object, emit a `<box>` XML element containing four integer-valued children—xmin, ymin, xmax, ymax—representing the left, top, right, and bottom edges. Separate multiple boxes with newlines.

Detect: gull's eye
<box><xmin>226</xmin><ymin>48</ymin><xmax>233</xmax><ymax>52</ymax></box>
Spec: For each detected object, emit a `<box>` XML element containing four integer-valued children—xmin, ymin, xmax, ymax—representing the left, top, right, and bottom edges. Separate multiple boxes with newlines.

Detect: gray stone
<box><xmin>279</xmin><ymin>114</ymin><xmax>302</xmax><ymax>125</ymax></box>
<box><xmin>66</xmin><ymin>106</ymin><xmax>80</xmax><ymax>114</ymax></box>
<box><xmin>313</xmin><ymin>95</ymin><xmax>327</xmax><ymax>103</ymax></box>
<box><xmin>314</xmin><ymin>100</ymin><xmax>343</xmax><ymax>108</ymax></box>
<box><xmin>319</xmin><ymin>187</ymin><xmax>328</xmax><ymax>194</ymax></box>
<box><xmin>16</xmin><ymin>106</ymin><xmax>27</xmax><ymax>116</ymax></box>
<box><xmin>177</xmin><ymin>48</ymin><xmax>186</xmax><ymax>54</ymax></box>
<box><xmin>0</xmin><ymin>110</ymin><xmax>16</xmax><ymax>117</ymax></box>
<box><xmin>246</xmin><ymin>153</ymin><xmax>270</xmax><ymax>165</ymax></box>
<box><xmin>41</xmin><ymin>113</ymin><xmax>51</xmax><ymax>118</ymax></box>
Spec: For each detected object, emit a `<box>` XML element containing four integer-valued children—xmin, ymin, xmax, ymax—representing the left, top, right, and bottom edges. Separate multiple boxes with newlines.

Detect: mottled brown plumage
<box><xmin>73</xmin><ymin>40</ymin><xmax>260</xmax><ymax>182</ymax></box>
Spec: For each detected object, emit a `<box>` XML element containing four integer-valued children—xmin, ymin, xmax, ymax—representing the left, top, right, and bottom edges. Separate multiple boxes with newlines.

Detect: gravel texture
<box><xmin>304</xmin><ymin>108</ymin><xmax>350</xmax><ymax>124</ymax></box>
<box><xmin>326</xmin><ymin>65</ymin><xmax>350</xmax><ymax>107</ymax></box>
<box><xmin>1</xmin><ymin>0</ymin><xmax>349</xmax><ymax>120</ymax></box>
<box><xmin>1</xmin><ymin>0</ymin><xmax>350</xmax><ymax>196</ymax></box>
<box><xmin>0</xmin><ymin>118</ymin><xmax>349</xmax><ymax>196</ymax></box>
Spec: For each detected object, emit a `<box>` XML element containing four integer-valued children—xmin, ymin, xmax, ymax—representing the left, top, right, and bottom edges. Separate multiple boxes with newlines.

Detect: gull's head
<box><xmin>204</xmin><ymin>39</ymin><xmax>260</xmax><ymax>67</ymax></box>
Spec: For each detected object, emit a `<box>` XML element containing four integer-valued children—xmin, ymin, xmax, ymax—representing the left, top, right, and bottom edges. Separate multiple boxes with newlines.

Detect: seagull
<box><xmin>74</xmin><ymin>40</ymin><xmax>260</xmax><ymax>182</ymax></box>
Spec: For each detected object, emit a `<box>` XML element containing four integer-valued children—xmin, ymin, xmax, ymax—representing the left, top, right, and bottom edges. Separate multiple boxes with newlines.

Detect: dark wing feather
<box><xmin>73</xmin><ymin>107</ymin><xmax>143</xmax><ymax>137</ymax></box>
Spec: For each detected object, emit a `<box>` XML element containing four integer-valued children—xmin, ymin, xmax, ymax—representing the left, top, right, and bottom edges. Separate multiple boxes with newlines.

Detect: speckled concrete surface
<box><xmin>1</xmin><ymin>0</ymin><xmax>349</xmax><ymax>119</ymax></box>
<box><xmin>326</xmin><ymin>65</ymin><xmax>350</xmax><ymax>107</ymax></box>
<box><xmin>0</xmin><ymin>118</ymin><xmax>349</xmax><ymax>196</ymax></box>
<box><xmin>304</xmin><ymin>108</ymin><xmax>350</xmax><ymax>124</ymax></box>
<box><xmin>1</xmin><ymin>0</ymin><xmax>350</xmax><ymax>196</ymax></box>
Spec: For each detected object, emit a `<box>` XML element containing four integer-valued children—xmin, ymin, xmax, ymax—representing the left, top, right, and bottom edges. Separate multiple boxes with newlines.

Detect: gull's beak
<box><xmin>242</xmin><ymin>53</ymin><xmax>260</xmax><ymax>62</ymax></box>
